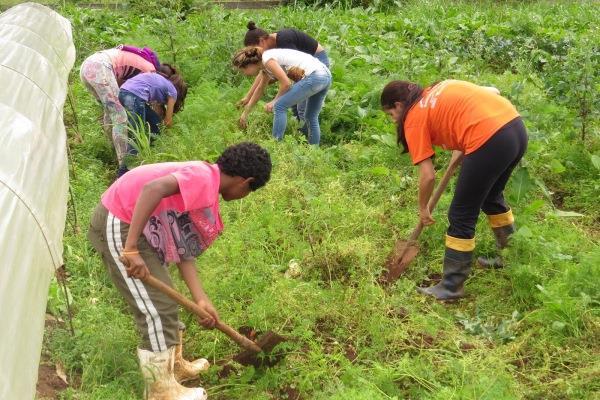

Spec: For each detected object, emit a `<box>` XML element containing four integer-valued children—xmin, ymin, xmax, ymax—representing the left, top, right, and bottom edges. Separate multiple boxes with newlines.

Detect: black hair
<box><xmin>216</xmin><ymin>142</ymin><xmax>272</xmax><ymax>191</ymax></box>
<box><xmin>380</xmin><ymin>80</ymin><xmax>425</xmax><ymax>153</ymax></box>
<box><xmin>244</xmin><ymin>21</ymin><xmax>269</xmax><ymax>46</ymax></box>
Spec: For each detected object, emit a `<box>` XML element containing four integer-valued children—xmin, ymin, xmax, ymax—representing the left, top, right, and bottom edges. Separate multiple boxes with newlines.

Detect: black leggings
<box><xmin>447</xmin><ymin>117</ymin><xmax>528</xmax><ymax>240</ymax></box>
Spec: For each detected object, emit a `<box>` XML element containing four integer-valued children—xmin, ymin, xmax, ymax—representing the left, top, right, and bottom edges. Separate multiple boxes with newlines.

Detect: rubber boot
<box><xmin>417</xmin><ymin>235</ymin><xmax>474</xmax><ymax>300</ymax></box>
<box><xmin>174</xmin><ymin>326</ymin><xmax>210</xmax><ymax>383</ymax></box>
<box><xmin>138</xmin><ymin>347</ymin><xmax>207</xmax><ymax>400</ymax></box>
<box><xmin>478</xmin><ymin>209</ymin><xmax>515</xmax><ymax>269</ymax></box>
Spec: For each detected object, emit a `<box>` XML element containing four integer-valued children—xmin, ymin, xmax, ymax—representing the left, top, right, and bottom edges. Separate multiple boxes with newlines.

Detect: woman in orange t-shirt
<box><xmin>380</xmin><ymin>79</ymin><xmax>528</xmax><ymax>300</ymax></box>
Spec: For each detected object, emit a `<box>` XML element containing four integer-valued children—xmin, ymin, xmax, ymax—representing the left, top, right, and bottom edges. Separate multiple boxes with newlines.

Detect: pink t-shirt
<box><xmin>102</xmin><ymin>161</ymin><xmax>221</xmax><ymax>224</ymax></box>
<box><xmin>102</xmin><ymin>162</ymin><xmax>224</xmax><ymax>263</ymax></box>
<box><xmin>102</xmin><ymin>49</ymin><xmax>156</xmax><ymax>81</ymax></box>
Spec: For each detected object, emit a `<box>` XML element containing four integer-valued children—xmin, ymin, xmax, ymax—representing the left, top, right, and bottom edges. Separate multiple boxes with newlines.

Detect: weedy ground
<box><xmin>43</xmin><ymin>1</ymin><xmax>598</xmax><ymax>399</ymax></box>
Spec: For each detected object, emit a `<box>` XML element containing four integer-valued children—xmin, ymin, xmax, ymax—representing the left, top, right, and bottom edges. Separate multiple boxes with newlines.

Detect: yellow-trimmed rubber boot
<box><xmin>478</xmin><ymin>209</ymin><xmax>515</xmax><ymax>269</ymax></box>
<box><xmin>417</xmin><ymin>235</ymin><xmax>474</xmax><ymax>300</ymax></box>
<box><xmin>138</xmin><ymin>347</ymin><xmax>207</xmax><ymax>400</ymax></box>
<box><xmin>174</xmin><ymin>327</ymin><xmax>210</xmax><ymax>383</ymax></box>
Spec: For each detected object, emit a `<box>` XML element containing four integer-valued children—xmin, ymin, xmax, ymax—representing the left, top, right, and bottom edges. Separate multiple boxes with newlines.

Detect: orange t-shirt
<box><xmin>404</xmin><ymin>80</ymin><xmax>520</xmax><ymax>165</ymax></box>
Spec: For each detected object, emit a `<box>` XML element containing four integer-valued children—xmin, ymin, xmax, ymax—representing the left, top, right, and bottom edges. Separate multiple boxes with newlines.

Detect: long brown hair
<box><xmin>244</xmin><ymin>21</ymin><xmax>269</xmax><ymax>46</ymax></box>
<box><xmin>232</xmin><ymin>46</ymin><xmax>264</xmax><ymax>69</ymax></box>
<box><xmin>158</xmin><ymin>70</ymin><xmax>187</xmax><ymax>113</ymax></box>
<box><xmin>380</xmin><ymin>80</ymin><xmax>424</xmax><ymax>153</ymax></box>
<box><xmin>158</xmin><ymin>63</ymin><xmax>178</xmax><ymax>77</ymax></box>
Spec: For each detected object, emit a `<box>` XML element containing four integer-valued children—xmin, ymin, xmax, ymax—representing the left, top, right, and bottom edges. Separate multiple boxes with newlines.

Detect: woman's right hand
<box><xmin>237</xmin><ymin>98</ymin><xmax>249</xmax><ymax>108</ymax></box>
<box><xmin>120</xmin><ymin>252</ymin><xmax>150</xmax><ymax>279</ymax></box>
<box><xmin>419</xmin><ymin>208</ymin><xmax>435</xmax><ymax>226</ymax></box>
<box><xmin>238</xmin><ymin>112</ymin><xmax>248</xmax><ymax>129</ymax></box>
<box><xmin>196</xmin><ymin>299</ymin><xmax>220</xmax><ymax>329</ymax></box>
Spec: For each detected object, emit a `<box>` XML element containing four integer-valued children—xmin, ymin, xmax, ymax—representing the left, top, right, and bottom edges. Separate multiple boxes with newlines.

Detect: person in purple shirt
<box><xmin>118</xmin><ymin>71</ymin><xmax>187</xmax><ymax>176</ymax></box>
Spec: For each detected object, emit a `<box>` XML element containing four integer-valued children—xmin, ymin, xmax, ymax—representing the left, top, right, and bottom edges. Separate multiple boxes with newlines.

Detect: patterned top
<box><xmin>102</xmin><ymin>48</ymin><xmax>156</xmax><ymax>81</ymax></box>
<box><xmin>102</xmin><ymin>161</ymin><xmax>223</xmax><ymax>263</ymax></box>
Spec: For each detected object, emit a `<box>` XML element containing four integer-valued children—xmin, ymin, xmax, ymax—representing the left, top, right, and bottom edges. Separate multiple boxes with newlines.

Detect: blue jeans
<box><xmin>273</xmin><ymin>70</ymin><xmax>331</xmax><ymax>145</ymax></box>
<box><xmin>118</xmin><ymin>90</ymin><xmax>161</xmax><ymax>141</ymax></box>
<box><xmin>295</xmin><ymin>50</ymin><xmax>330</xmax><ymax>126</ymax></box>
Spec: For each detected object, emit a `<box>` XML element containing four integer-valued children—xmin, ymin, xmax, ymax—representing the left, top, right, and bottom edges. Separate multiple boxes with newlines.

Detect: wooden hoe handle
<box><xmin>142</xmin><ymin>275</ymin><xmax>262</xmax><ymax>353</ymax></box>
<box><xmin>407</xmin><ymin>154</ymin><xmax>463</xmax><ymax>243</ymax></box>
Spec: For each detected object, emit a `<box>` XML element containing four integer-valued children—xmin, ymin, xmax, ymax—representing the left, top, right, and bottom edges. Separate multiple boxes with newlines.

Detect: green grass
<box><xmin>44</xmin><ymin>1</ymin><xmax>599</xmax><ymax>399</ymax></box>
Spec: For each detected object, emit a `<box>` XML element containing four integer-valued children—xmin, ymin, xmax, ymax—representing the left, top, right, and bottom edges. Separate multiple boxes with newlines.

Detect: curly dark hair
<box><xmin>216</xmin><ymin>142</ymin><xmax>272</xmax><ymax>191</ymax></box>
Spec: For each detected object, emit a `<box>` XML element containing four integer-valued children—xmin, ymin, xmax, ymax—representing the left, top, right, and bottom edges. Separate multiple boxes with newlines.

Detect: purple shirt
<box><xmin>121</xmin><ymin>72</ymin><xmax>177</xmax><ymax>104</ymax></box>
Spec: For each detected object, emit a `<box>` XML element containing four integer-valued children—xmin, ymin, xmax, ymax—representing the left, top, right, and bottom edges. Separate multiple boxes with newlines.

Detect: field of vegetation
<box><xmin>41</xmin><ymin>1</ymin><xmax>598</xmax><ymax>399</ymax></box>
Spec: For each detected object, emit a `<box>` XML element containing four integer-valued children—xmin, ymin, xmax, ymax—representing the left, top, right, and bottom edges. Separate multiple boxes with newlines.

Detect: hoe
<box><xmin>379</xmin><ymin>154</ymin><xmax>462</xmax><ymax>284</ymax></box>
<box><xmin>142</xmin><ymin>275</ymin><xmax>287</xmax><ymax>368</ymax></box>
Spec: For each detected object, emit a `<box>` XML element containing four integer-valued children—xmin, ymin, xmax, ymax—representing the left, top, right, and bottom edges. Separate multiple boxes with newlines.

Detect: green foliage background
<box><xmin>42</xmin><ymin>1</ymin><xmax>599</xmax><ymax>399</ymax></box>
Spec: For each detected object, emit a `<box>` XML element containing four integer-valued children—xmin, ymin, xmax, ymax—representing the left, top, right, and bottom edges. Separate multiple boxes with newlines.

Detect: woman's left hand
<box><xmin>265</xmin><ymin>101</ymin><xmax>274</xmax><ymax>113</ymax></box>
<box><xmin>419</xmin><ymin>208</ymin><xmax>435</xmax><ymax>226</ymax></box>
<box><xmin>237</xmin><ymin>97</ymin><xmax>249</xmax><ymax>108</ymax></box>
<box><xmin>238</xmin><ymin>113</ymin><xmax>249</xmax><ymax>129</ymax></box>
<box><xmin>196</xmin><ymin>299</ymin><xmax>220</xmax><ymax>329</ymax></box>
<box><xmin>163</xmin><ymin>116</ymin><xmax>173</xmax><ymax>126</ymax></box>
<box><xmin>120</xmin><ymin>252</ymin><xmax>150</xmax><ymax>279</ymax></box>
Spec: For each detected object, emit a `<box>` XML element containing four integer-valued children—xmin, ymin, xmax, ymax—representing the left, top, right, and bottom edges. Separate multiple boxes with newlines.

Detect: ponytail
<box><xmin>244</xmin><ymin>21</ymin><xmax>269</xmax><ymax>46</ymax></box>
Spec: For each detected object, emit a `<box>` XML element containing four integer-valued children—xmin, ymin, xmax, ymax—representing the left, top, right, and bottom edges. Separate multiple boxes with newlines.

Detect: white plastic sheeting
<box><xmin>0</xmin><ymin>3</ymin><xmax>75</xmax><ymax>399</ymax></box>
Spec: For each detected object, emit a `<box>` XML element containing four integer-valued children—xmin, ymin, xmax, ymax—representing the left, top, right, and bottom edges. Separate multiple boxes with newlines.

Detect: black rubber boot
<box><xmin>478</xmin><ymin>224</ymin><xmax>515</xmax><ymax>268</ymax></box>
<box><xmin>417</xmin><ymin>248</ymin><xmax>473</xmax><ymax>300</ymax></box>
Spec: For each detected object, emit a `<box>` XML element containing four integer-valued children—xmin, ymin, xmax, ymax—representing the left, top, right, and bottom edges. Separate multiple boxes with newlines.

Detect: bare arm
<box><xmin>177</xmin><ymin>259</ymin><xmax>209</xmax><ymax>303</ymax></box>
<box><xmin>264</xmin><ymin>59</ymin><xmax>291</xmax><ymax>111</ymax></box>
<box><xmin>238</xmin><ymin>73</ymin><xmax>263</xmax><ymax>107</ymax></box>
<box><xmin>246</xmin><ymin>72</ymin><xmax>269</xmax><ymax>108</ymax></box>
<box><xmin>177</xmin><ymin>259</ymin><xmax>219</xmax><ymax>328</ymax></box>
<box><xmin>121</xmin><ymin>175</ymin><xmax>180</xmax><ymax>278</ymax></box>
<box><xmin>163</xmin><ymin>97</ymin><xmax>176</xmax><ymax>126</ymax></box>
<box><xmin>450</xmin><ymin>150</ymin><xmax>464</xmax><ymax>165</ymax></box>
<box><xmin>239</xmin><ymin>72</ymin><xmax>270</xmax><ymax>128</ymax></box>
<box><xmin>417</xmin><ymin>157</ymin><xmax>436</xmax><ymax>226</ymax></box>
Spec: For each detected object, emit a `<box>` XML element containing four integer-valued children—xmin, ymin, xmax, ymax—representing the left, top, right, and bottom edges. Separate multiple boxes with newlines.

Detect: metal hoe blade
<box><xmin>379</xmin><ymin>240</ymin><xmax>420</xmax><ymax>284</ymax></box>
<box><xmin>233</xmin><ymin>331</ymin><xmax>288</xmax><ymax>368</ymax></box>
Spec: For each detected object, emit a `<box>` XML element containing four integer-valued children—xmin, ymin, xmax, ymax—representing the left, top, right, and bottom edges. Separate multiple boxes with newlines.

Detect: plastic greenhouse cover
<box><xmin>0</xmin><ymin>3</ymin><xmax>74</xmax><ymax>399</ymax></box>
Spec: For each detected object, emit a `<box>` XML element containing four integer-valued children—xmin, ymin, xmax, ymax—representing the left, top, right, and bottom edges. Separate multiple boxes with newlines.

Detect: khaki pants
<box><xmin>88</xmin><ymin>203</ymin><xmax>180</xmax><ymax>351</ymax></box>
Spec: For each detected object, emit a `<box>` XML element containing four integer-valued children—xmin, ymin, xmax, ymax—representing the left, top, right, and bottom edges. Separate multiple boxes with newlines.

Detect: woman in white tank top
<box><xmin>233</xmin><ymin>46</ymin><xmax>331</xmax><ymax>145</ymax></box>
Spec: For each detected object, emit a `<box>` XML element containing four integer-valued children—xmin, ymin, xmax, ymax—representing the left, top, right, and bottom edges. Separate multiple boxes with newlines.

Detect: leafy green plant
<box><xmin>126</xmin><ymin>112</ymin><xmax>154</xmax><ymax>161</ymax></box>
<box><xmin>47</xmin><ymin>278</ymin><xmax>73</xmax><ymax>318</ymax></box>
<box><xmin>45</xmin><ymin>2</ymin><xmax>600</xmax><ymax>399</ymax></box>
<box><xmin>545</xmin><ymin>37</ymin><xmax>599</xmax><ymax>143</ymax></box>
<box><xmin>456</xmin><ymin>310</ymin><xmax>522</xmax><ymax>344</ymax></box>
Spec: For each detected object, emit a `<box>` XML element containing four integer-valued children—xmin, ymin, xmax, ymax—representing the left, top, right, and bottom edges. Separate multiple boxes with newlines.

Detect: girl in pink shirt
<box><xmin>80</xmin><ymin>46</ymin><xmax>175</xmax><ymax>176</ymax></box>
<box><xmin>88</xmin><ymin>143</ymin><xmax>271</xmax><ymax>399</ymax></box>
